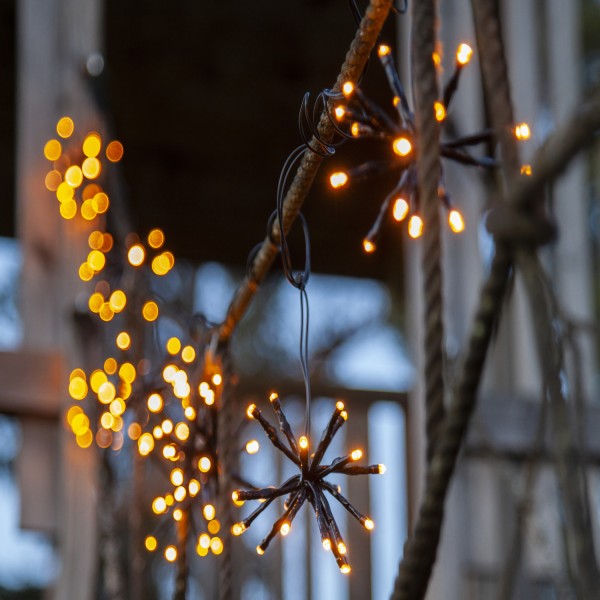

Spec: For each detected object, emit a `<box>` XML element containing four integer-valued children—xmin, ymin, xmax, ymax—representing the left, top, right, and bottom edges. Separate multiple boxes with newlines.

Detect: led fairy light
<box><xmin>233</xmin><ymin>395</ymin><xmax>384</xmax><ymax>573</ymax></box>
<box><xmin>44</xmin><ymin>117</ymin><xmax>123</xmax><ymax>222</ymax></box>
<box><xmin>232</xmin><ymin>157</ymin><xmax>383</xmax><ymax>574</ymax></box>
<box><xmin>63</xmin><ymin>228</ymin><xmax>179</xmax><ymax>450</ymax></box>
<box><xmin>140</xmin><ymin>335</ymin><xmax>253</xmax><ymax>564</ymax></box>
<box><xmin>325</xmin><ymin>42</ymin><xmax>522</xmax><ymax>250</ymax></box>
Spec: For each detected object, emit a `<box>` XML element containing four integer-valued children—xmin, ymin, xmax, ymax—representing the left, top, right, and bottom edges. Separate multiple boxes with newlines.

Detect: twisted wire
<box><xmin>173</xmin><ymin>510</ymin><xmax>189</xmax><ymax>600</ymax></box>
<box><xmin>218</xmin><ymin>0</ymin><xmax>394</xmax><ymax>344</ymax></box>
<box><xmin>218</xmin><ymin>355</ymin><xmax>235</xmax><ymax>600</ymax></box>
<box><xmin>411</xmin><ymin>0</ymin><xmax>445</xmax><ymax>462</ymax></box>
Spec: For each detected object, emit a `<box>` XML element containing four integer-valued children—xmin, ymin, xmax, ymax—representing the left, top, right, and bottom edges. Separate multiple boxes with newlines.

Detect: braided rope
<box><xmin>390</xmin><ymin>1</ymin><xmax>600</xmax><ymax>595</ymax></box>
<box><xmin>411</xmin><ymin>0</ymin><xmax>445</xmax><ymax>462</ymax></box>
<box><xmin>388</xmin><ymin>85</ymin><xmax>600</xmax><ymax>600</ymax></box>
<box><xmin>470</xmin><ymin>0</ymin><xmax>519</xmax><ymax>181</ymax></box>
<box><xmin>391</xmin><ymin>246</ymin><xmax>512</xmax><ymax>600</ymax></box>
<box><xmin>218</xmin><ymin>0</ymin><xmax>393</xmax><ymax>343</ymax></box>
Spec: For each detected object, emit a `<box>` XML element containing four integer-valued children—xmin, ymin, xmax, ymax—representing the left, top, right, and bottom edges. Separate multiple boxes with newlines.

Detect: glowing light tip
<box><xmin>322</xmin><ymin>539</ymin><xmax>331</xmax><ymax>551</ymax></box>
<box><xmin>351</xmin><ymin>449</ymin><xmax>363</xmax><ymax>461</ymax></box>
<box><xmin>378</xmin><ymin>44</ymin><xmax>391</xmax><ymax>57</ymax></box>
<box><xmin>434</xmin><ymin>101</ymin><xmax>446</xmax><ymax>122</ymax></box>
<box><xmin>393</xmin><ymin>197</ymin><xmax>409</xmax><ymax>222</ymax></box>
<box><xmin>378</xmin><ymin>464</ymin><xmax>386</xmax><ymax>474</ymax></box>
<box><xmin>280</xmin><ymin>522</ymin><xmax>291</xmax><ymax>536</ymax></box>
<box><xmin>338</xmin><ymin>542</ymin><xmax>347</xmax><ymax>555</ymax></box>
<box><xmin>232</xmin><ymin>491</ymin><xmax>239</xmax><ymax>502</ymax></box>
<box><xmin>329</xmin><ymin>171</ymin><xmax>348</xmax><ymax>189</ymax></box>
<box><xmin>246</xmin><ymin>404</ymin><xmax>256</xmax><ymax>419</ymax></box>
<box><xmin>336</xmin><ymin>401</ymin><xmax>344</xmax><ymax>411</ymax></box>
<box><xmin>364</xmin><ymin>518</ymin><xmax>375</xmax><ymax>530</ymax></box>
<box><xmin>363</xmin><ymin>239</ymin><xmax>376</xmax><ymax>254</ymax></box>
<box><xmin>299</xmin><ymin>436</ymin><xmax>309</xmax><ymax>450</ymax></box>
<box><xmin>246</xmin><ymin>440</ymin><xmax>260</xmax><ymax>454</ymax></box>
<box><xmin>165</xmin><ymin>546</ymin><xmax>177</xmax><ymax>562</ymax></box>
<box><xmin>342</xmin><ymin>82</ymin><xmax>354</xmax><ymax>97</ymax></box>
<box><xmin>515</xmin><ymin>123</ymin><xmax>531</xmax><ymax>140</ymax></box>
<box><xmin>456</xmin><ymin>43</ymin><xmax>473</xmax><ymax>65</ymax></box>
<box><xmin>232</xmin><ymin>523</ymin><xmax>246</xmax><ymax>536</ymax></box>
<box><xmin>521</xmin><ymin>164</ymin><xmax>532</xmax><ymax>176</ymax></box>
<box><xmin>269</xmin><ymin>392</ymin><xmax>279</xmax><ymax>402</ymax></box>
<box><xmin>408</xmin><ymin>215</ymin><xmax>424</xmax><ymax>239</ymax></box>
<box><xmin>340</xmin><ymin>410</ymin><xmax>348</xmax><ymax>421</ymax></box>
<box><xmin>392</xmin><ymin>136</ymin><xmax>412</xmax><ymax>157</ymax></box>
<box><xmin>127</xmin><ymin>244</ymin><xmax>145</xmax><ymax>267</ymax></box>
<box><xmin>341</xmin><ymin>564</ymin><xmax>352</xmax><ymax>575</ymax></box>
<box><xmin>448</xmin><ymin>209</ymin><xmax>465</xmax><ymax>233</ymax></box>
<box><xmin>334</xmin><ymin>106</ymin><xmax>345</xmax><ymax>120</ymax></box>
<box><xmin>256</xmin><ymin>546</ymin><xmax>265</xmax><ymax>556</ymax></box>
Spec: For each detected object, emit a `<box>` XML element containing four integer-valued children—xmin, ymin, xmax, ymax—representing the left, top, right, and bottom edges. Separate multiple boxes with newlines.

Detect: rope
<box><xmin>411</xmin><ymin>0</ymin><xmax>445</xmax><ymax>462</ymax></box>
<box><xmin>390</xmin><ymin>2</ymin><xmax>600</xmax><ymax>595</ymax></box>
<box><xmin>390</xmin><ymin>245</ymin><xmax>512</xmax><ymax>600</ymax></box>
<box><xmin>470</xmin><ymin>0</ymin><xmax>520</xmax><ymax>183</ymax></box>
<box><xmin>217</xmin><ymin>0</ymin><xmax>393</xmax><ymax>344</ymax></box>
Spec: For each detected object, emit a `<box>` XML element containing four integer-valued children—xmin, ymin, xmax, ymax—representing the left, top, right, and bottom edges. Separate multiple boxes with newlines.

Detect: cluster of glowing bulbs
<box><xmin>328</xmin><ymin>43</ymin><xmax>533</xmax><ymax>253</ymax></box>
<box><xmin>44</xmin><ymin>117</ymin><xmax>123</xmax><ymax>221</ymax></box>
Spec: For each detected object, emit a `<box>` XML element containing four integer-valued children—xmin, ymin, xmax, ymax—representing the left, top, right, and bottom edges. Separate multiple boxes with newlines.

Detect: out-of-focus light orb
<box><xmin>45</xmin><ymin>170</ymin><xmax>62</xmax><ymax>191</ymax></box>
<box><xmin>92</xmin><ymin>192</ymin><xmax>110</xmax><ymax>214</ymax></box>
<box><xmin>106</xmin><ymin>141</ymin><xmax>124</xmax><ymax>162</ymax></box>
<box><xmin>59</xmin><ymin>200</ymin><xmax>78</xmax><ymax>220</ymax></box>
<box><xmin>128</xmin><ymin>244</ymin><xmax>145</xmax><ymax>267</ymax></box>
<box><xmin>65</xmin><ymin>165</ymin><xmax>84</xmax><ymax>188</ymax></box>
<box><xmin>82</xmin><ymin>157</ymin><xmax>101</xmax><ymax>179</ymax></box>
<box><xmin>83</xmin><ymin>133</ymin><xmax>102</xmax><ymax>158</ymax></box>
<box><xmin>44</xmin><ymin>139</ymin><xmax>62</xmax><ymax>161</ymax></box>
<box><xmin>147</xmin><ymin>228</ymin><xmax>165</xmax><ymax>249</ymax></box>
<box><xmin>56</xmin><ymin>117</ymin><xmax>74</xmax><ymax>138</ymax></box>
<box><xmin>142</xmin><ymin>301</ymin><xmax>159</xmax><ymax>322</ymax></box>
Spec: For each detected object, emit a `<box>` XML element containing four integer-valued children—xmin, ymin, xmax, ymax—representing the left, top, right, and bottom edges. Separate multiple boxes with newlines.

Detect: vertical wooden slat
<box><xmin>15</xmin><ymin>0</ymin><xmax>104</xmax><ymax>598</ymax></box>
<box><xmin>347</xmin><ymin>400</ymin><xmax>372</xmax><ymax>600</ymax></box>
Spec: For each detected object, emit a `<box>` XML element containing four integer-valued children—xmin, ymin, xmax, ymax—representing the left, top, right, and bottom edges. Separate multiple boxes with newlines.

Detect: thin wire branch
<box><xmin>217</xmin><ymin>0</ymin><xmax>394</xmax><ymax>343</ymax></box>
<box><xmin>495</xmin><ymin>393</ymin><xmax>549</xmax><ymax>600</ymax></box>
<box><xmin>517</xmin><ymin>252</ymin><xmax>600</xmax><ymax>597</ymax></box>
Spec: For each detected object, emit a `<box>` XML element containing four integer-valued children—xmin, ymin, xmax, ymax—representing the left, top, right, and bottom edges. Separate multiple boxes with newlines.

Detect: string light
<box><xmin>327</xmin><ymin>42</ymin><xmax>496</xmax><ymax>248</ymax></box>
<box><xmin>514</xmin><ymin>123</ymin><xmax>531</xmax><ymax>140</ymax></box>
<box><xmin>234</xmin><ymin>394</ymin><xmax>382</xmax><ymax>573</ymax></box>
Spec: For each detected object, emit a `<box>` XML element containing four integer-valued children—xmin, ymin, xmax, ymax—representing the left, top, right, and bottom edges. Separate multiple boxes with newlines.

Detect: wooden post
<box><xmin>15</xmin><ymin>0</ymin><xmax>104</xmax><ymax>598</ymax></box>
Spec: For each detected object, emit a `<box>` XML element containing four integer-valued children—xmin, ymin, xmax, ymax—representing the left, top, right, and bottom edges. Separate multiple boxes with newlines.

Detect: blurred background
<box><xmin>1</xmin><ymin>0</ymin><xmax>600</xmax><ymax>599</ymax></box>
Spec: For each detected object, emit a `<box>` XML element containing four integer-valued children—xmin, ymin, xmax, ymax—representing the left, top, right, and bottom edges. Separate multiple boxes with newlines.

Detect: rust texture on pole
<box><xmin>218</xmin><ymin>0</ymin><xmax>393</xmax><ymax>343</ymax></box>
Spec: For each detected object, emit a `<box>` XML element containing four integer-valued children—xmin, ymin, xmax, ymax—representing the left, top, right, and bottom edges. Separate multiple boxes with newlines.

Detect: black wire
<box><xmin>299</xmin><ymin>287</ymin><xmax>311</xmax><ymax>436</ymax></box>
<box><xmin>274</xmin><ymin>143</ymin><xmax>314</xmax><ymax>438</ymax></box>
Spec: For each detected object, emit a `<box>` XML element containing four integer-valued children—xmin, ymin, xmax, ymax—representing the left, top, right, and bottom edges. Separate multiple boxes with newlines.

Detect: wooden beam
<box><xmin>0</xmin><ymin>350</ymin><xmax>63</xmax><ymax>419</ymax></box>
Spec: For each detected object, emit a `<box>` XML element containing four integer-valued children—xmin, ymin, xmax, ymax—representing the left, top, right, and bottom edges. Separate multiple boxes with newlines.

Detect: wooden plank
<box><xmin>16</xmin><ymin>420</ymin><xmax>59</xmax><ymax>532</ymax></box>
<box><xmin>468</xmin><ymin>393</ymin><xmax>600</xmax><ymax>461</ymax></box>
<box><xmin>346</xmin><ymin>402</ymin><xmax>372</xmax><ymax>600</ymax></box>
<box><xmin>0</xmin><ymin>350</ymin><xmax>63</xmax><ymax>419</ymax></box>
